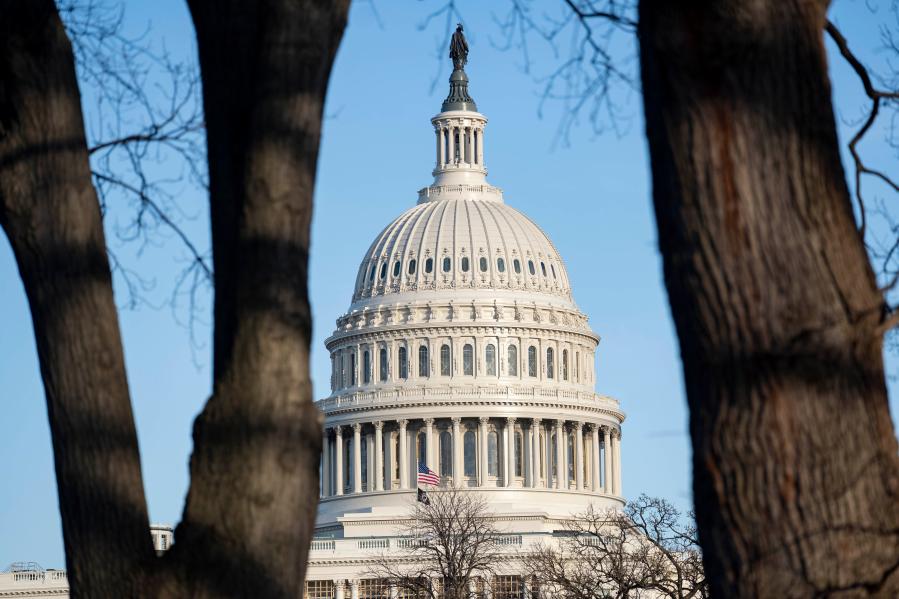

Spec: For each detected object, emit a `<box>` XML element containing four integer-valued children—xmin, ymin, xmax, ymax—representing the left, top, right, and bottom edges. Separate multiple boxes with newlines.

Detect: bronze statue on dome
<box><xmin>449</xmin><ymin>24</ymin><xmax>468</xmax><ymax>70</ymax></box>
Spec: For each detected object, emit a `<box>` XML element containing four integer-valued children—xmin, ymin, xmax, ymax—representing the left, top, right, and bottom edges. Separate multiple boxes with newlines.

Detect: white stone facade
<box><xmin>306</xmin><ymin>51</ymin><xmax>625</xmax><ymax>599</ymax></box>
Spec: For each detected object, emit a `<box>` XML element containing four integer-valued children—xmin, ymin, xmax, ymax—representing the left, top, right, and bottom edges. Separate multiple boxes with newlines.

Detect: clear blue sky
<box><xmin>1</xmin><ymin>0</ymin><xmax>896</xmax><ymax>569</ymax></box>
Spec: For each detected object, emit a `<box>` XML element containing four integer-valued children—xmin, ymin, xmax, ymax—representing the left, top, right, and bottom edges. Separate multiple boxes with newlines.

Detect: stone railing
<box><xmin>417</xmin><ymin>183</ymin><xmax>503</xmax><ymax>203</ymax></box>
<box><xmin>309</xmin><ymin>535</ymin><xmax>527</xmax><ymax>555</ymax></box>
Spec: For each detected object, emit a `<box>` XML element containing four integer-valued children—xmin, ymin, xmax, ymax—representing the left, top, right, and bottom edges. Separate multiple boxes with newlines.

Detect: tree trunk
<box><xmin>0</xmin><ymin>2</ymin><xmax>153</xmax><ymax>596</ymax></box>
<box><xmin>163</xmin><ymin>1</ymin><xmax>349</xmax><ymax>597</ymax></box>
<box><xmin>639</xmin><ymin>1</ymin><xmax>899</xmax><ymax>596</ymax></box>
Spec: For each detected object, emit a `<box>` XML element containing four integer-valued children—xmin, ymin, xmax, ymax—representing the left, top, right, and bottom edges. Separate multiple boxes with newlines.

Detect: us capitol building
<box><xmin>0</xmin><ymin>29</ymin><xmax>624</xmax><ymax>599</ymax></box>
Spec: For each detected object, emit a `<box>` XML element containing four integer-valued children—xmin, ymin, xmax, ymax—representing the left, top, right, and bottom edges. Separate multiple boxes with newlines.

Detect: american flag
<box><xmin>417</xmin><ymin>462</ymin><xmax>440</xmax><ymax>486</ymax></box>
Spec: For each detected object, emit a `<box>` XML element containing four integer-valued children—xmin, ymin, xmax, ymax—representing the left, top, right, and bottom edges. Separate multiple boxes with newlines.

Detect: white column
<box><xmin>575</xmin><ymin>422</ymin><xmax>584</xmax><ymax>491</ymax></box>
<box><xmin>505</xmin><ymin>417</ymin><xmax>516</xmax><ymax>487</ymax></box>
<box><xmin>399</xmin><ymin>419</ymin><xmax>409</xmax><ymax>489</ymax></box>
<box><xmin>477</xmin><ymin>125</ymin><xmax>484</xmax><ymax>166</ymax></box>
<box><xmin>321</xmin><ymin>429</ymin><xmax>331</xmax><ymax>497</ymax></box>
<box><xmin>334</xmin><ymin>580</ymin><xmax>345</xmax><ymax>599</ymax></box>
<box><xmin>452</xmin><ymin>417</ymin><xmax>463</xmax><ymax>487</ymax></box>
<box><xmin>479</xmin><ymin>416</ymin><xmax>489</xmax><ymax>487</ymax></box>
<box><xmin>353</xmin><ymin>423</ymin><xmax>362</xmax><ymax>494</ymax></box>
<box><xmin>436</xmin><ymin>128</ymin><xmax>443</xmax><ymax>168</ymax></box>
<box><xmin>375</xmin><ymin>421</ymin><xmax>384</xmax><ymax>491</ymax></box>
<box><xmin>603</xmin><ymin>426</ymin><xmax>612</xmax><ymax>494</ymax></box>
<box><xmin>613</xmin><ymin>429</ymin><xmax>622</xmax><ymax>496</ymax></box>
<box><xmin>555</xmin><ymin>420</ymin><xmax>564</xmax><ymax>490</ymax></box>
<box><xmin>335</xmin><ymin>427</ymin><xmax>344</xmax><ymax>496</ymax></box>
<box><xmin>390</xmin><ymin>584</ymin><xmax>399</xmax><ymax>599</ymax></box>
<box><xmin>591</xmin><ymin>424</ymin><xmax>601</xmax><ymax>493</ymax></box>
<box><xmin>350</xmin><ymin>580</ymin><xmax>359</xmax><ymax>599</ymax></box>
<box><xmin>424</xmin><ymin>418</ymin><xmax>435</xmax><ymax>471</ymax></box>
<box><xmin>531</xmin><ymin>418</ymin><xmax>542</xmax><ymax>488</ymax></box>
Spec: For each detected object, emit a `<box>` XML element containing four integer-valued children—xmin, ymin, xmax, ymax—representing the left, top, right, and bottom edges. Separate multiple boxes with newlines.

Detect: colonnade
<box><xmin>435</xmin><ymin>121</ymin><xmax>484</xmax><ymax>169</ymax></box>
<box><xmin>320</xmin><ymin>416</ymin><xmax>621</xmax><ymax>498</ymax></box>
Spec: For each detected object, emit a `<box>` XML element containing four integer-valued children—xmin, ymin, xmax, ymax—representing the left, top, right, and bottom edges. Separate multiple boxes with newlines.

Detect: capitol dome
<box><xmin>307</xmin><ymin>30</ymin><xmax>625</xmax><ymax>596</ymax></box>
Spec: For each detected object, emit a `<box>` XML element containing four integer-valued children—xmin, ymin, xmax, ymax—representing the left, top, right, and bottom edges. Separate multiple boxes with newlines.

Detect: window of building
<box><xmin>528</xmin><ymin>346</ymin><xmax>537</xmax><ymax>377</ymax></box>
<box><xmin>507</xmin><ymin>345</ymin><xmax>518</xmax><ymax>376</ymax></box>
<box><xmin>419</xmin><ymin>345</ymin><xmax>429</xmax><ymax>377</ymax></box>
<box><xmin>485</xmin><ymin>344</ymin><xmax>496</xmax><ymax>376</ymax></box>
<box><xmin>442</xmin><ymin>257</ymin><xmax>451</xmax><ymax>272</ymax></box>
<box><xmin>344</xmin><ymin>437</ymin><xmax>352</xmax><ymax>492</ymax></box>
<box><xmin>361</xmin><ymin>435</ymin><xmax>368</xmax><ymax>489</ymax></box>
<box><xmin>350</xmin><ymin>352</ymin><xmax>356</xmax><ymax>386</ymax></box>
<box><xmin>550</xmin><ymin>433</ymin><xmax>557</xmax><ymax>483</ymax></box>
<box><xmin>379</xmin><ymin>263</ymin><xmax>387</xmax><ymax>279</ymax></box>
<box><xmin>562</xmin><ymin>349</ymin><xmax>569</xmax><ymax>381</ymax></box>
<box><xmin>440</xmin><ymin>344</ymin><xmax>451</xmax><ymax>376</ymax></box>
<box><xmin>408</xmin><ymin>259</ymin><xmax>416</xmax><ymax>275</ymax></box>
<box><xmin>425</xmin><ymin>257</ymin><xmax>434</xmax><ymax>274</ymax></box>
<box><xmin>398</xmin><ymin>347</ymin><xmax>408</xmax><ymax>379</ymax></box>
<box><xmin>363</xmin><ymin>350</ymin><xmax>370</xmax><ymax>384</ymax></box>
<box><xmin>340</xmin><ymin>353</ymin><xmax>346</xmax><ymax>388</ymax></box>
<box><xmin>575</xmin><ymin>351</ymin><xmax>580</xmax><ymax>381</ymax></box>
<box><xmin>551</xmin><ymin>263</ymin><xmax>557</xmax><ymax>279</ymax></box>
<box><xmin>540</xmin><ymin>261</ymin><xmax>547</xmax><ymax>276</ymax></box>
<box><xmin>513</xmin><ymin>258</ymin><xmax>521</xmax><ymax>274</ymax></box>
<box><xmin>393</xmin><ymin>261</ymin><xmax>401</xmax><ymax>277</ymax></box>
<box><xmin>440</xmin><ymin>430</ymin><xmax>452</xmax><ymax>477</ymax></box>
<box><xmin>461</xmin><ymin>256</ymin><xmax>470</xmax><ymax>272</ymax></box>
<box><xmin>479</xmin><ymin>256</ymin><xmax>488</xmax><ymax>272</ymax></box>
<box><xmin>358</xmin><ymin>579</ymin><xmax>389</xmax><ymax>599</ymax></box>
<box><xmin>304</xmin><ymin>580</ymin><xmax>335</xmax><ymax>599</ymax></box>
<box><xmin>546</xmin><ymin>348</ymin><xmax>554</xmax><ymax>379</ymax></box>
<box><xmin>514</xmin><ymin>431</ymin><xmax>523</xmax><ymax>477</ymax></box>
<box><xmin>488</xmin><ymin>430</ymin><xmax>499</xmax><ymax>476</ymax></box>
<box><xmin>463</xmin><ymin>344</ymin><xmax>474</xmax><ymax>376</ymax></box>
<box><xmin>528</xmin><ymin>260</ymin><xmax>536</xmax><ymax>275</ymax></box>
<box><xmin>379</xmin><ymin>348</ymin><xmax>388</xmax><ymax>382</ymax></box>
<box><xmin>464</xmin><ymin>430</ymin><xmax>476</xmax><ymax>477</ymax></box>
<box><xmin>369</xmin><ymin>264</ymin><xmax>376</xmax><ymax>282</ymax></box>
<box><xmin>417</xmin><ymin>432</ymin><xmax>426</xmax><ymax>466</ymax></box>
<box><xmin>492</xmin><ymin>575</ymin><xmax>523</xmax><ymax>599</ymax></box>
<box><xmin>497</xmin><ymin>257</ymin><xmax>506</xmax><ymax>272</ymax></box>
<box><xmin>567</xmin><ymin>433</ymin><xmax>575</xmax><ymax>485</ymax></box>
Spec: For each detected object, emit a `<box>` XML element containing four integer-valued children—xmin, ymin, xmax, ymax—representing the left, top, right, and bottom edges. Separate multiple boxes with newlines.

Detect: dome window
<box><xmin>363</xmin><ymin>350</ymin><xmax>371</xmax><ymax>384</ymax></box>
<box><xmin>497</xmin><ymin>258</ymin><xmax>506</xmax><ymax>273</ymax></box>
<box><xmin>486</xmin><ymin>344</ymin><xmax>496</xmax><ymax>376</ymax></box>
<box><xmin>425</xmin><ymin>257</ymin><xmax>434</xmax><ymax>274</ymax></box>
<box><xmin>551</xmin><ymin>264</ymin><xmax>557</xmax><ymax>279</ymax></box>
<box><xmin>527</xmin><ymin>346</ymin><xmax>537</xmax><ymax>377</ymax></box>
<box><xmin>513</xmin><ymin>259</ymin><xmax>521</xmax><ymax>274</ymax></box>
<box><xmin>393</xmin><ymin>261</ymin><xmax>401</xmax><ymax>277</ymax></box>
<box><xmin>562</xmin><ymin>349</ymin><xmax>569</xmax><ymax>381</ymax></box>
<box><xmin>379</xmin><ymin>263</ymin><xmax>387</xmax><ymax>279</ymax></box>
<box><xmin>463</xmin><ymin>343</ymin><xmax>474</xmax><ymax>375</ymax></box>
<box><xmin>487</xmin><ymin>430</ymin><xmax>499</xmax><ymax>476</ymax></box>
<box><xmin>440</xmin><ymin>431</ymin><xmax>453</xmax><ymax>477</ymax></box>
<box><xmin>479</xmin><ymin>257</ymin><xmax>488</xmax><ymax>272</ymax></box>
<box><xmin>379</xmin><ymin>348</ymin><xmax>388</xmax><ymax>382</ymax></box>
<box><xmin>464</xmin><ymin>431</ymin><xmax>476</xmax><ymax>477</ymax></box>
<box><xmin>507</xmin><ymin>345</ymin><xmax>518</xmax><ymax>376</ymax></box>
<box><xmin>540</xmin><ymin>262</ymin><xmax>547</xmax><ymax>276</ymax></box>
<box><xmin>546</xmin><ymin>348</ymin><xmax>555</xmax><ymax>379</ymax></box>
<box><xmin>442</xmin><ymin>257</ymin><xmax>451</xmax><ymax>272</ymax></box>
<box><xmin>440</xmin><ymin>344</ymin><xmax>451</xmax><ymax>376</ymax></box>
<box><xmin>461</xmin><ymin>256</ymin><xmax>470</xmax><ymax>272</ymax></box>
<box><xmin>369</xmin><ymin>264</ymin><xmax>376</xmax><ymax>282</ymax></box>
<box><xmin>398</xmin><ymin>347</ymin><xmax>408</xmax><ymax>379</ymax></box>
<box><xmin>408</xmin><ymin>259</ymin><xmax>417</xmax><ymax>275</ymax></box>
<box><xmin>418</xmin><ymin>345</ymin><xmax>429</xmax><ymax>377</ymax></box>
<box><xmin>528</xmin><ymin>260</ymin><xmax>536</xmax><ymax>276</ymax></box>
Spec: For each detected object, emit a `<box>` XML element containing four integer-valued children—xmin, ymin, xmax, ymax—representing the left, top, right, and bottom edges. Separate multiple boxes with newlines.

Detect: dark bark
<box><xmin>164</xmin><ymin>1</ymin><xmax>350</xmax><ymax>597</ymax></box>
<box><xmin>0</xmin><ymin>2</ymin><xmax>153</xmax><ymax>596</ymax></box>
<box><xmin>639</xmin><ymin>1</ymin><xmax>899</xmax><ymax>596</ymax></box>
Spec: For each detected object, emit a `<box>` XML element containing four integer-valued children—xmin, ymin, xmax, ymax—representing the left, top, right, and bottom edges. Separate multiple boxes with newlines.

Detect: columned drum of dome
<box><xmin>306</xmin><ymin>27</ymin><xmax>625</xmax><ymax>595</ymax></box>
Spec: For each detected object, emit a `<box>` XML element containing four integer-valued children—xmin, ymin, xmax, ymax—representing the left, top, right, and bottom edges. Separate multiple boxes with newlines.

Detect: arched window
<box><xmin>485</xmin><ymin>344</ymin><xmax>496</xmax><ymax>376</ymax></box>
<box><xmin>442</xmin><ymin>257</ymin><xmax>451</xmax><ymax>272</ymax></box>
<box><xmin>417</xmin><ymin>432</ymin><xmax>426</xmax><ymax>466</ymax></box>
<box><xmin>379</xmin><ymin>348</ymin><xmax>388</xmax><ymax>382</ymax></box>
<box><xmin>514</xmin><ymin>431</ymin><xmax>524</xmax><ymax>477</ymax></box>
<box><xmin>540</xmin><ymin>262</ymin><xmax>547</xmax><ymax>276</ymax></box>
<box><xmin>418</xmin><ymin>345</ymin><xmax>429</xmax><ymax>377</ymax></box>
<box><xmin>551</xmin><ymin>264</ymin><xmax>557</xmax><ymax>279</ymax></box>
<box><xmin>575</xmin><ymin>351</ymin><xmax>580</xmax><ymax>381</ymax></box>
<box><xmin>440</xmin><ymin>431</ymin><xmax>452</xmax><ymax>477</ymax></box>
<box><xmin>361</xmin><ymin>436</ymin><xmax>368</xmax><ymax>489</ymax></box>
<box><xmin>425</xmin><ymin>257</ymin><xmax>434</xmax><ymax>273</ymax></box>
<box><xmin>464</xmin><ymin>430</ymin><xmax>476</xmax><ymax>477</ymax></box>
<box><xmin>562</xmin><ymin>349</ymin><xmax>569</xmax><ymax>381</ymax></box>
<box><xmin>528</xmin><ymin>260</ymin><xmax>536</xmax><ymax>275</ymax></box>
<box><xmin>440</xmin><ymin>344</ymin><xmax>451</xmax><ymax>376</ymax></box>
<box><xmin>550</xmin><ymin>433</ymin><xmax>557</xmax><ymax>483</ymax></box>
<box><xmin>363</xmin><ymin>350</ymin><xmax>370</xmax><ymax>384</ymax></box>
<box><xmin>398</xmin><ymin>347</ymin><xmax>408</xmax><ymax>379</ymax></box>
<box><xmin>507</xmin><ymin>345</ymin><xmax>518</xmax><ymax>376</ymax></box>
<box><xmin>408</xmin><ymin>259</ymin><xmax>416</xmax><ymax>275</ymax></box>
<box><xmin>546</xmin><ymin>348</ymin><xmax>555</xmax><ymax>379</ymax></box>
<box><xmin>528</xmin><ymin>346</ymin><xmax>537</xmax><ymax>377</ymax></box>
<box><xmin>513</xmin><ymin>259</ymin><xmax>521</xmax><ymax>274</ymax></box>
<box><xmin>567</xmin><ymin>433</ymin><xmax>575</xmax><ymax>484</ymax></box>
<box><xmin>463</xmin><ymin>344</ymin><xmax>474</xmax><ymax>376</ymax></box>
<box><xmin>369</xmin><ymin>264</ymin><xmax>376</xmax><ymax>282</ymax></box>
<box><xmin>488</xmin><ymin>431</ymin><xmax>499</xmax><ymax>476</ymax></box>
<box><xmin>393</xmin><ymin>261</ymin><xmax>401</xmax><ymax>277</ymax></box>
<box><xmin>497</xmin><ymin>257</ymin><xmax>506</xmax><ymax>272</ymax></box>
<box><xmin>379</xmin><ymin>263</ymin><xmax>387</xmax><ymax>279</ymax></box>
<box><xmin>479</xmin><ymin>256</ymin><xmax>488</xmax><ymax>272</ymax></box>
<box><xmin>461</xmin><ymin>256</ymin><xmax>470</xmax><ymax>272</ymax></box>
<box><xmin>349</xmin><ymin>352</ymin><xmax>356</xmax><ymax>386</ymax></box>
<box><xmin>344</xmin><ymin>436</ymin><xmax>352</xmax><ymax>492</ymax></box>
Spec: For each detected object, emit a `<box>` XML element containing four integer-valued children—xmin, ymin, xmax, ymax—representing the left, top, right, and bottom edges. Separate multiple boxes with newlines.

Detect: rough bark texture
<box><xmin>0</xmin><ymin>0</ymin><xmax>349</xmax><ymax>597</ymax></box>
<box><xmin>639</xmin><ymin>1</ymin><xmax>899</xmax><ymax>596</ymax></box>
<box><xmin>163</xmin><ymin>1</ymin><xmax>349</xmax><ymax>597</ymax></box>
<box><xmin>0</xmin><ymin>2</ymin><xmax>153</xmax><ymax>596</ymax></box>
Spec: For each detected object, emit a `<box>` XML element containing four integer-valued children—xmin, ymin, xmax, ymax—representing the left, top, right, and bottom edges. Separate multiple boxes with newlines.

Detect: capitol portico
<box><xmin>304</xmin><ymin>26</ymin><xmax>625</xmax><ymax>599</ymax></box>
